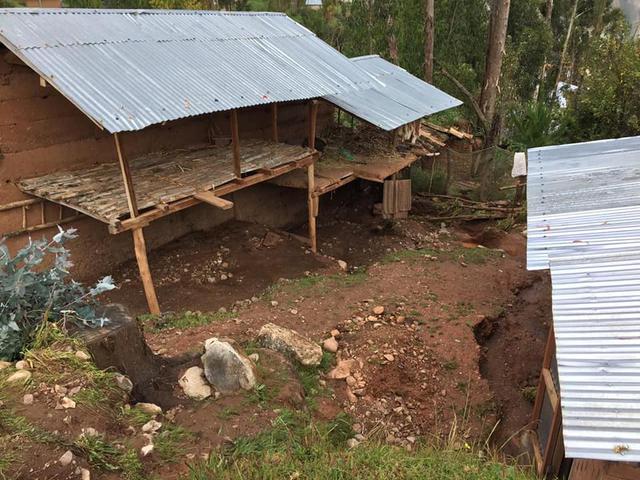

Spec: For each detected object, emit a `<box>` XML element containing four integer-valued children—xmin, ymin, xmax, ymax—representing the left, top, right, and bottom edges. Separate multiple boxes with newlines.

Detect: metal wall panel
<box><xmin>0</xmin><ymin>8</ymin><xmax>373</xmax><ymax>133</ymax></box>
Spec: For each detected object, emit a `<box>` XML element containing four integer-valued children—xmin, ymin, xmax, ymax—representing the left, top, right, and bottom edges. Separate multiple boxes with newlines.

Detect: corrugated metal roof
<box><xmin>550</xmin><ymin>247</ymin><xmax>640</xmax><ymax>462</ymax></box>
<box><xmin>527</xmin><ymin>136</ymin><xmax>640</xmax><ymax>270</ymax></box>
<box><xmin>324</xmin><ymin>55</ymin><xmax>462</xmax><ymax>131</ymax></box>
<box><xmin>526</xmin><ymin>136</ymin><xmax>640</xmax><ymax>462</ymax></box>
<box><xmin>0</xmin><ymin>8</ymin><xmax>373</xmax><ymax>133</ymax></box>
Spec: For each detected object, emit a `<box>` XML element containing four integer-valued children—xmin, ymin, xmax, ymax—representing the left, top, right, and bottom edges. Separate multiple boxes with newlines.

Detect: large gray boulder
<box><xmin>201</xmin><ymin>338</ymin><xmax>256</xmax><ymax>394</ymax></box>
<box><xmin>257</xmin><ymin>323</ymin><xmax>322</xmax><ymax>367</ymax></box>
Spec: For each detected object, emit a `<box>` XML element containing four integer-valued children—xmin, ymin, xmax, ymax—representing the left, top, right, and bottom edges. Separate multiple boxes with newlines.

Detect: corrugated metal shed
<box><xmin>550</xmin><ymin>247</ymin><xmax>640</xmax><ymax>462</ymax></box>
<box><xmin>324</xmin><ymin>55</ymin><xmax>462</xmax><ymax>131</ymax></box>
<box><xmin>527</xmin><ymin>136</ymin><xmax>640</xmax><ymax>271</ymax></box>
<box><xmin>526</xmin><ymin>136</ymin><xmax>640</xmax><ymax>462</ymax></box>
<box><xmin>0</xmin><ymin>8</ymin><xmax>373</xmax><ymax>133</ymax></box>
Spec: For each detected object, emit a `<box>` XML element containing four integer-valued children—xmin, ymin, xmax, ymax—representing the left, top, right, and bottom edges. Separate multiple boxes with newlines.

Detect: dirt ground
<box><xmin>1</xmin><ymin>192</ymin><xmax>551</xmax><ymax>479</ymax></box>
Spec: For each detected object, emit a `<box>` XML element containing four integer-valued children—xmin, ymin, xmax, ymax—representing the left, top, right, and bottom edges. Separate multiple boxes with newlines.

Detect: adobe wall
<box><xmin>0</xmin><ymin>48</ymin><xmax>330</xmax><ymax>280</ymax></box>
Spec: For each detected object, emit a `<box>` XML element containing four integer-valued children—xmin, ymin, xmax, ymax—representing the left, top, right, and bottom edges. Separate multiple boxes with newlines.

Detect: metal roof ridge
<box><xmin>0</xmin><ymin>8</ymin><xmax>288</xmax><ymax>16</ymax></box>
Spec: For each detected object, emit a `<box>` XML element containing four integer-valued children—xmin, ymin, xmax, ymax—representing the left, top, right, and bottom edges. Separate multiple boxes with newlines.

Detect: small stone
<box><xmin>289</xmin><ymin>308</ymin><xmax>298</xmax><ymax>315</ymax></box>
<box><xmin>337</xmin><ymin>260</ymin><xmax>348</xmax><ymax>271</ymax></box>
<box><xmin>395</xmin><ymin>316</ymin><xmax>406</xmax><ymax>324</ymax></box>
<box><xmin>327</xmin><ymin>359</ymin><xmax>358</xmax><ymax>380</ymax></box>
<box><xmin>141</xmin><ymin>444</ymin><xmax>154</xmax><ymax>457</ymax></box>
<box><xmin>354</xmin><ymin>434</ymin><xmax>365</xmax><ymax>442</ymax></box>
<box><xmin>322</xmin><ymin>337</ymin><xmax>338</xmax><ymax>353</ymax></box>
<box><xmin>59</xmin><ymin>397</ymin><xmax>76</xmax><ymax>409</ymax></box>
<box><xmin>80</xmin><ymin>427</ymin><xmax>99</xmax><ymax>438</ymax></box>
<box><xmin>352</xmin><ymin>423</ymin><xmax>363</xmax><ymax>433</ymax></box>
<box><xmin>220</xmin><ymin>274</ymin><xmax>228</xmax><ymax>281</ymax></box>
<box><xmin>330</xmin><ymin>329</ymin><xmax>340</xmax><ymax>338</ymax></box>
<box><xmin>372</xmin><ymin>306</ymin><xmax>385</xmax><ymax>315</ymax></box>
<box><xmin>59</xmin><ymin>450</ymin><xmax>73</xmax><ymax>466</ymax></box>
<box><xmin>258</xmin><ymin>323</ymin><xmax>323</xmax><ymax>367</ymax></box>
<box><xmin>81</xmin><ymin>469</ymin><xmax>91</xmax><ymax>480</ymax></box>
<box><xmin>15</xmin><ymin>360</ymin><xmax>29</xmax><ymax>370</ymax></box>
<box><xmin>201</xmin><ymin>339</ymin><xmax>256</xmax><ymax>394</ymax></box>
<box><xmin>346</xmin><ymin>438</ymin><xmax>360</xmax><ymax>449</ymax></box>
<box><xmin>0</xmin><ymin>361</ymin><xmax>11</xmax><ymax>370</ymax></box>
<box><xmin>135</xmin><ymin>403</ymin><xmax>163</xmax><ymax>416</ymax></box>
<box><xmin>270</xmin><ymin>300</ymin><xmax>279</xmax><ymax>307</ymax></box>
<box><xmin>75</xmin><ymin>351</ymin><xmax>91</xmax><ymax>361</ymax></box>
<box><xmin>22</xmin><ymin>394</ymin><xmax>34</xmax><ymax>405</ymax></box>
<box><xmin>54</xmin><ymin>385</ymin><xmax>68</xmax><ymax>395</ymax></box>
<box><xmin>7</xmin><ymin>370</ymin><xmax>31</xmax><ymax>384</ymax></box>
<box><xmin>383</xmin><ymin>354</ymin><xmax>395</xmax><ymax>362</ymax></box>
<box><xmin>346</xmin><ymin>388</ymin><xmax>358</xmax><ymax>403</ymax></box>
<box><xmin>179</xmin><ymin>366</ymin><xmax>212</xmax><ymax>400</ymax></box>
<box><xmin>248</xmin><ymin>353</ymin><xmax>260</xmax><ymax>363</ymax></box>
<box><xmin>114</xmin><ymin>374</ymin><xmax>134</xmax><ymax>394</ymax></box>
<box><xmin>407</xmin><ymin>436</ymin><xmax>416</xmax><ymax>444</ymax></box>
<box><xmin>141</xmin><ymin>420</ymin><xmax>162</xmax><ymax>434</ymax></box>
<box><xmin>346</xmin><ymin>376</ymin><xmax>357</xmax><ymax>387</ymax></box>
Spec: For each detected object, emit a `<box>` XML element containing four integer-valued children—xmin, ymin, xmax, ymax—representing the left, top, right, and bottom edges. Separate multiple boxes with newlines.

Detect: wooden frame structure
<box><xmin>13</xmin><ymin>101</ymin><xmax>321</xmax><ymax>314</ymax></box>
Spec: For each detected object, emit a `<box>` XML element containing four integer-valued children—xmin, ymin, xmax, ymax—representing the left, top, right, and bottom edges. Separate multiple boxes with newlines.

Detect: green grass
<box><xmin>264</xmin><ymin>271</ymin><xmax>368</xmax><ymax>300</ymax></box>
<box><xmin>521</xmin><ymin>386</ymin><xmax>538</xmax><ymax>404</ymax></box>
<box><xmin>183</xmin><ymin>410</ymin><xmax>536</xmax><ymax>480</ymax></box>
<box><xmin>381</xmin><ymin>248</ymin><xmax>440</xmax><ymax>264</ymax></box>
<box><xmin>139</xmin><ymin>310</ymin><xmax>238</xmax><ymax>333</ymax></box>
<box><xmin>381</xmin><ymin>246</ymin><xmax>502</xmax><ymax>268</ymax></box>
<box><xmin>154</xmin><ymin>425</ymin><xmax>193</xmax><ymax>463</ymax></box>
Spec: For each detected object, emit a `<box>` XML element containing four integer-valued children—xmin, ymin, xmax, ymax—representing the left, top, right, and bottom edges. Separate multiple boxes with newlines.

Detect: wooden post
<box><xmin>307</xmin><ymin>163</ymin><xmax>317</xmax><ymax>253</ymax></box>
<box><xmin>271</xmin><ymin>103</ymin><xmax>279</xmax><ymax>143</ymax></box>
<box><xmin>307</xmin><ymin>100</ymin><xmax>319</xmax><ymax>253</ymax></box>
<box><xmin>230</xmin><ymin>109</ymin><xmax>241</xmax><ymax>178</ymax></box>
<box><xmin>114</xmin><ymin>133</ymin><xmax>160</xmax><ymax>315</ymax></box>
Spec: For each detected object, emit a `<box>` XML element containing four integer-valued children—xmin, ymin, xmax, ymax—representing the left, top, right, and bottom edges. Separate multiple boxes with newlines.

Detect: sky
<box><xmin>615</xmin><ymin>0</ymin><xmax>640</xmax><ymax>33</ymax></box>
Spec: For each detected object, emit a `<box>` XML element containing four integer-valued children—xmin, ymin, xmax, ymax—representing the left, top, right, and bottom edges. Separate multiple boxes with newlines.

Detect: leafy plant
<box><xmin>0</xmin><ymin>228</ymin><xmax>115</xmax><ymax>360</ymax></box>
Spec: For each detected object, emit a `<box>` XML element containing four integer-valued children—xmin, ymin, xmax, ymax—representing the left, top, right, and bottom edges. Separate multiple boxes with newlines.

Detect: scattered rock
<box><xmin>270</xmin><ymin>300</ymin><xmax>279</xmax><ymax>307</ymax></box>
<box><xmin>327</xmin><ymin>359</ymin><xmax>358</xmax><ymax>380</ymax></box>
<box><xmin>59</xmin><ymin>397</ymin><xmax>76</xmax><ymax>409</ymax></box>
<box><xmin>81</xmin><ymin>469</ymin><xmax>91</xmax><ymax>480</ymax></box>
<box><xmin>54</xmin><ymin>385</ymin><xmax>68</xmax><ymax>396</ymax></box>
<box><xmin>258</xmin><ymin>323</ymin><xmax>323</xmax><ymax>367</ymax></box>
<box><xmin>0</xmin><ymin>361</ymin><xmax>11</xmax><ymax>370</ymax></box>
<box><xmin>372</xmin><ymin>306</ymin><xmax>385</xmax><ymax>315</ymax></box>
<box><xmin>201</xmin><ymin>339</ymin><xmax>256</xmax><ymax>394</ymax></box>
<box><xmin>6</xmin><ymin>370</ymin><xmax>31</xmax><ymax>384</ymax></box>
<box><xmin>289</xmin><ymin>308</ymin><xmax>298</xmax><ymax>315</ymax></box>
<box><xmin>114</xmin><ymin>374</ymin><xmax>134</xmax><ymax>394</ymax></box>
<box><xmin>141</xmin><ymin>444</ymin><xmax>154</xmax><ymax>457</ymax></box>
<box><xmin>135</xmin><ymin>403</ymin><xmax>163</xmax><ymax>416</ymax></box>
<box><xmin>178</xmin><ymin>366</ymin><xmax>212</xmax><ymax>400</ymax></box>
<box><xmin>383</xmin><ymin>354</ymin><xmax>395</xmax><ymax>362</ymax></box>
<box><xmin>337</xmin><ymin>260</ymin><xmax>348</xmax><ymax>271</ymax></box>
<box><xmin>22</xmin><ymin>394</ymin><xmax>34</xmax><ymax>405</ymax></box>
<box><xmin>330</xmin><ymin>329</ymin><xmax>340</xmax><ymax>338</ymax></box>
<box><xmin>80</xmin><ymin>427</ymin><xmax>99</xmax><ymax>438</ymax></box>
<box><xmin>346</xmin><ymin>388</ymin><xmax>358</xmax><ymax>403</ymax></box>
<box><xmin>346</xmin><ymin>438</ymin><xmax>360</xmax><ymax>449</ymax></box>
<box><xmin>345</xmin><ymin>376</ymin><xmax>357</xmax><ymax>387</ymax></box>
<box><xmin>248</xmin><ymin>353</ymin><xmax>260</xmax><ymax>363</ymax></box>
<box><xmin>59</xmin><ymin>450</ymin><xmax>73</xmax><ymax>466</ymax></box>
<box><xmin>261</xmin><ymin>231</ymin><xmax>283</xmax><ymax>248</ymax></box>
<box><xmin>322</xmin><ymin>337</ymin><xmax>339</xmax><ymax>353</ymax></box>
<box><xmin>15</xmin><ymin>360</ymin><xmax>29</xmax><ymax>370</ymax></box>
<box><xmin>141</xmin><ymin>420</ymin><xmax>162</xmax><ymax>434</ymax></box>
<box><xmin>75</xmin><ymin>351</ymin><xmax>91</xmax><ymax>361</ymax></box>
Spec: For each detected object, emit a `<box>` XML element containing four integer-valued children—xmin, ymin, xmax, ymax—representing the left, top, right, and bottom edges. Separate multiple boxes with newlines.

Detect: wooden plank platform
<box><xmin>270</xmin><ymin>151</ymin><xmax>419</xmax><ymax>195</ymax></box>
<box><xmin>18</xmin><ymin>140</ymin><xmax>314</xmax><ymax>229</ymax></box>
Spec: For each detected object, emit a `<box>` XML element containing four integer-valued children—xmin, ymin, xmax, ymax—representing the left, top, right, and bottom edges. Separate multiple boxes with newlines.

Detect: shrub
<box><xmin>0</xmin><ymin>228</ymin><xmax>115</xmax><ymax>360</ymax></box>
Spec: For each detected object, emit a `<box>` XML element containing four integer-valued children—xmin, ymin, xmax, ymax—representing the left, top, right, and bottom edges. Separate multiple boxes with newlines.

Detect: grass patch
<box><xmin>154</xmin><ymin>425</ymin><xmax>193</xmax><ymax>463</ymax></box>
<box><xmin>521</xmin><ymin>386</ymin><xmax>538</xmax><ymax>404</ymax></box>
<box><xmin>449</xmin><ymin>247</ymin><xmax>503</xmax><ymax>265</ymax></box>
<box><xmin>184</xmin><ymin>410</ymin><xmax>536</xmax><ymax>480</ymax></box>
<box><xmin>443</xmin><ymin>360</ymin><xmax>459</xmax><ymax>371</ymax></box>
<box><xmin>140</xmin><ymin>310</ymin><xmax>237</xmax><ymax>333</ymax></box>
<box><xmin>264</xmin><ymin>271</ymin><xmax>369</xmax><ymax>300</ymax></box>
<box><xmin>381</xmin><ymin>248</ymin><xmax>440</xmax><ymax>264</ymax></box>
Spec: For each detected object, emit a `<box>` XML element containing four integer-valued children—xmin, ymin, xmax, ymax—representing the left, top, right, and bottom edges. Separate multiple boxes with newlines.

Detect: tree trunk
<box><xmin>554</xmin><ymin>0</ymin><xmax>578</xmax><ymax>94</ymax></box>
<box><xmin>424</xmin><ymin>0</ymin><xmax>435</xmax><ymax>83</ymax></box>
<box><xmin>545</xmin><ymin>0</ymin><xmax>554</xmax><ymax>22</ymax></box>
<box><xmin>479</xmin><ymin>0</ymin><xmax>511</xmax><ymax>143</ymax></box>
<box><xmin>533</xmin><ymin>0</ymin><xmax>554</xmax><ymax>100</ymax></box>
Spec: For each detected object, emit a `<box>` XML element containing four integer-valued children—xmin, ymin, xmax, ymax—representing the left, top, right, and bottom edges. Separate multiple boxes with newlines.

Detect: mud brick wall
<box><xmin>0</xmin><ymin>49</ymin><xmax>332</xmax><ymax>279</ymax></box>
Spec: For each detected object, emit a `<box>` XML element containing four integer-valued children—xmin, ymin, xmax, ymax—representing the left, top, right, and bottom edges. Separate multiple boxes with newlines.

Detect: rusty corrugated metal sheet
<box><xmin>0</xmin><ymin>8</ymin><xmax>373</xmax><ymax>133</ymax></box>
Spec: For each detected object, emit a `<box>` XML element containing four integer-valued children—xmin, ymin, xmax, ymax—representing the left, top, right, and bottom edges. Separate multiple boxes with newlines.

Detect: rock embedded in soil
<box><xmin>81</xmin><ymin>469</ymin><xmax>91</xmax><ymax>480</ymax></box>
<box><xmin>178</xmin><ymin>366</ymin><xmax>212</xmax><ymax>400</ymax></box>
<box><xmin>0</xmin><ymin>361</ymin><xmax>11</xmax><ymax>370</ymax></box>
<box><xmin>7</xmin><ymin>369</ymin><xmax>31</xmax><ymax>384</ymax></box>
<box><xmin>59</xmin><ymin>450</ymin><xmax>73</xmax><ymax>466</ymax></box>
<box><xmin>372</xmin><ymin>306</ymin><xmax>385</xmax><ymax>315</ymax></box>
<box><xmin>338</xmin><ymin>260</ymin><xmax>348</xmax><ymax>271</ymax></box>
<box><xmin>58</xmin><ymin>397</ymin><xmax>76</xmax><ymax>409</ymax></box>
<box><xmin>327</xmin><ymin>359</ymin><xmax>358</xmax><ymax>380</ymax></box>
<box><xmin>257</xmin><ymin>323</ymin><xmax>322</xmax><ymax>367</ymax></box>
<box><xmin>135</xmin><ymin>402</ymin><xmax>163</xmax><ymax>416</ymax></box>
<box><xmin>114</xmin><ymin>374</ymin><xmax>134</xmax><ymax>394</ymax></box>
<box><xmin>201</xmin><ymin>339</ymin><xmax>256</xmax><ymax>394</ymax></box>
<box><xmin>346</xmin><ymin>438</ymin><xmax>360</xmax><ymax>448</ymax></box>
<box><xmin>322</xmin><ymin>337</ymin><xmax>339</xmax><ymax>353</ymax></box>
<box><xmin>75</xmin><ymin>351</ymin><xmax>91</xmax><ymax>361</ymax></box>
<box><xmin>141</xmin><ymin>420</ymin><xmax>162</xmax><ymax>434</ymax></box>
<box><xmin>22</xmin><ymin>393</ymin><xmax>34</xmax><ymax>405</ymax></box>
<box><xmin>141</xmin><ymin>444</ymin><xmax>154</xmax><ymax>457</ymax></box>
<box><xmin>15</xmin><ymin>360</ymin><xmax>29</xmax><ymax>370</ymax></box>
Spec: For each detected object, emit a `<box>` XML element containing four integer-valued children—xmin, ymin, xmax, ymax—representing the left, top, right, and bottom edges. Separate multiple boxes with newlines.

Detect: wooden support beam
<box><xmin>308</xmin><ymin>100</ymin><xmax>319</xmax><ymax>150</ymax></box>
<box><xmin>113</xmin><ymin>133</ymin><xmax>160</xmax><ymax>316</ymax></box>
<box><xmin>194</xmin><ymin>191</ymin><xmax>234</xmax><ymax>210</ymax></box>
<box><xmin>39</xmin><ymin>77</ymin><xmax>47</xmax><ymax>88</ymax></box>
<box><xmin>271</xmin><ymin>103</ymin><xmax>279</xmax><ymax>143</ymax></box>
<box><xmin>307</xmin><ymin>163</ymin><xmax>317</xmax><ymax>253</ymax></box>
<box><xmin>230</xmin><ymin>109</ymin><xmax>241</xmax><ymax>178</ymax></box>
<box><xmin>0</xmin><ymin>198</ymin><xmax>41</xmax><ymax>212</ymax></box>
<box><xmin>5</xmin><ymin>214</ymin><xmax>83</xmax><ymax>239</ymax></box>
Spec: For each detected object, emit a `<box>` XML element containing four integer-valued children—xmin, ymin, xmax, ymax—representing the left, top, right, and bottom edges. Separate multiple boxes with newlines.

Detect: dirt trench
<box><xmin>474</xmin><ymin>273</ymin><xmax>552</xmax><ymax>459</ymax></box>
